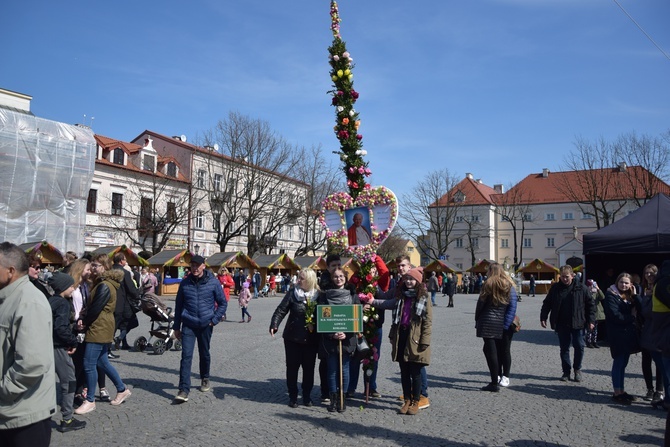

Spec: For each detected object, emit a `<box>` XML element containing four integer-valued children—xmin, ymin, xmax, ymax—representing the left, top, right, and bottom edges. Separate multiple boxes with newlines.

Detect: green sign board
<box><xmin>316</xmin><ymin>304</ymin><xmax>363</xmax><ymax>333</ymax></box>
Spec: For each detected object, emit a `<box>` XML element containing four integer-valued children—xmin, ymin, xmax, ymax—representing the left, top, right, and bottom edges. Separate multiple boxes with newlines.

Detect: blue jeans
<box><xmin>178</xmin><ymin>325</ymin><xmax>213</xmax><ymax>394</ymax></box>
<box><xmin>83</xmin><ymin>342</ymin><xmax>125</xmax><ymax>402</ymax></box>
<box><xmin>556</xmin><ymin>327</ymin><xmax>585</xmax><ymax>374</ymax></box>
<box><xmin>348</xmin><ymin>328</ymin><xmax>383</xmax><ymax>393</ymax></box>
<box><xmin>421</xmin><ymin>366</ymin><xmax>428</xmax><ymax>396</ymax></box>
<box><xmin>430</xmin><ymin>290</ymin><xmax>437</xmax><ymax>305</ymax></box>
<box><xmin>612</xmin><ymin>353</ymin><xmax>630</xmax><ymax>390</ymax></box>
<box><xmin>327</xmin><ymin>352</ymin><xmax>351</xmax><ymax>393</ymax></box>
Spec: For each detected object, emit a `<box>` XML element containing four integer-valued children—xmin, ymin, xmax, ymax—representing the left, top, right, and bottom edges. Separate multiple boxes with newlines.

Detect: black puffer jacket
<box><xmin>270</xmin><ymin>288</ymin><xmax>319</xmax><ymax>345</ymax></box>
<box><xmin>475</xmin><ymin>298</ymin><xmax>507</xmax><ymax>339</ymax></box>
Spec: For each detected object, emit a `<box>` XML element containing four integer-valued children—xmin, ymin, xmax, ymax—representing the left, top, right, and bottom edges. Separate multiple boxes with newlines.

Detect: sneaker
<box><xmin>57</xmin><ymin>418</ymin><xmax>87</xmax><ymax>433</ymax></box>
<box><xmin>200</xmin><ymin>378</ymin><xmax>211</xmax><ymax>392</ymax></box>
<box><xmin>99</xmin><ymin>388</ymin><xmax>111</xmax><ymax>402</ymax></box>
<box><xmin>481</xmin><ymin>383</ymin><xmax>500</xmax><ymax>392</ymax></box>
<box><xmin>560</xmin><ymin>373</ymin><xmax>570</xmax><ymax>382</ymax></box>
<box><xmin>74</xmin><ymin>400</ymin><xmax>96</xmax><ymax>414</ymax></box>
<box><xmin>110</xmin><ymin>388</ymin><xmax>131</xmax><ymax>405</ymax></box>
<box><xmin>612</xmin><ymin>394</ymin><xmax>632</xmax><ymax>405</ymax></box>
<box><xmin>174</xmin><ymin>391</ymin><xmax>189</xmax><ymax>403</ymax></box>
<box><xmin>247</xmin><ymin>315</ymin><xmax>252</xmax><ymax>323</ymax></box>
<box><xmin>370</xmin><ymin>390</ymin><xmax>382</xmax><ymax>398</ymax></box>
<box><xmin>644</xmin><ymin>389</ymin><xmax>656</xmax><ymax>401</ymax></box>
<box><xmin>621</xmin><ymin>392</ymin><xmax>637</xmax><ymax>402</ymax></box>
<box><xmin>320</xmin><ymin>394</ymin><xmax>330</xmax><ymax>404</ymax></box>
<box><xmin>574</xmin><ymin>370</ymin><xmax>583</xmax><ymax>382</ymax></box>
<box><xmin>107</xmin><ymin>351</ymin><xmax>119</xmax><ymax>359</ymax></box>
<box><xmin>499</xmin><ymin>376</ymin><xmax>510</xmax><ymax>387</ymax></box>
<box><xmin>652</xmin><ymin>391</ymin><xmax>665</xmax><ymax>405</ymax></box>
<box><xmin>418</xmin><ymin>395</ymin><xmax>431</xmax><ymax>409</ymax></box>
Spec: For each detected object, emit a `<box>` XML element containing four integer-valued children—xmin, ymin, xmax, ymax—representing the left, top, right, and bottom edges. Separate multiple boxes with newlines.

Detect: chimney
<box><xmin>466</xmin><ymin>173</ymin><xmax>474</xmax><ymax>180</ymax></box>
<box><xmin>618</xmin><ymin>162</ymin><xmax>627</xmax><ymax>172</ymax></box>
<box><xmin>542</xmin><ymin>168</ymin><xmax>549</xmax><ymax>178</ymax></box>
<box><xmin>494</xmin><ymin>184</ymin><xmax>504</xmax><ymax>194</ymax></box>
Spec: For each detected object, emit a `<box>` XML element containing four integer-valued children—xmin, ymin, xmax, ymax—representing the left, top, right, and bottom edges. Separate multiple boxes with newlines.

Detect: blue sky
<box><xmin>3</xmin><ymin>0</ymin><xmax>669</xmax><ymax>199</ymax></box>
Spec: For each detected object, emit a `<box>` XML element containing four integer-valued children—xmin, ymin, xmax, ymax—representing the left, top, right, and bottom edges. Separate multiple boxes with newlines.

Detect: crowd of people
<box><xmin>3</xmin><ymin>239</ymin><xmax>670</xmax><ymax>445</ymax></box>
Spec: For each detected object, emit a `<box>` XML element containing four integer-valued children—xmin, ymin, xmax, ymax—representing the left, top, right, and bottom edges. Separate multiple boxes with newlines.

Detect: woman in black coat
<box><xmin>269</xmin><ymin>269</ymin><xmax>320</xmax><ymax>408</ymax></box>
<box><xmin>604</xmin><ymin>272</ymin><xmax>641</xmax><ymax>404</ymax></box>
<box><xmin>475</xmin><ymin>263</ymin><xmax>517</xmax><ymax>392</ymax></box>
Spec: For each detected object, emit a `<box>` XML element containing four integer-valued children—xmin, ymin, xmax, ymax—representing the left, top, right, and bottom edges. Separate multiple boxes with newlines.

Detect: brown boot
<box><xmin>398</xmin><ymin>399</ymin><xmax>411</xmax><ymax>414</ymax></box>
<box><xmin>407</xmin><ymin>400</ymin><xmax>420</xmax><ymax>415</ymax></box>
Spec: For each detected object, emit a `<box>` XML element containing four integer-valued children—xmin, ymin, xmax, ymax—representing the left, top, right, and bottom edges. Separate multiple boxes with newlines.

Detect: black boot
<box><xmin>337</xmin><ymin>393</ymin><xmax>347</xmax><ymax>413</ymax></box>
<box><xmin>327</xmin><ymin>393</ymin><xmax>337</xmax><ymax>412</ymax></box>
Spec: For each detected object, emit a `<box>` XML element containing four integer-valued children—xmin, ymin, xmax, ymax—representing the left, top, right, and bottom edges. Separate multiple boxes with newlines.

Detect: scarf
<box><xmin>392</xmin><ymin>290</ymin><xmax>427</xmax><ymax>326</ymax></box>
<box><xmin>325</xmin><ymin>288</ymin><xmax>352</xmax><ymax>305</ymax></box>
<box><xmin>294</xmin><ymin>287</ymin><xmax>315</xmax><ymax>303</ymax></box>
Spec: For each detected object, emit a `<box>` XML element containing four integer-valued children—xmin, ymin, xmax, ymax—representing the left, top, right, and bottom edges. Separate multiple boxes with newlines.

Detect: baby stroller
<box><xmin>133</xmin><ymin>292</ymin><xmax>181</xmax><ymax>355</ymax></box>
<box><xmin>259</xmin><ymin>283</ymin><xmax>270</xmax><ymax>297</ymax></box>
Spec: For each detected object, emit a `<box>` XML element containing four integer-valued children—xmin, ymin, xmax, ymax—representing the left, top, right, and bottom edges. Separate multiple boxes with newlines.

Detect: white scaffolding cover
<box><xmin>0</xmin><ymin>109</ymin><xmax>96</xmax><ymax>254</ymax></box>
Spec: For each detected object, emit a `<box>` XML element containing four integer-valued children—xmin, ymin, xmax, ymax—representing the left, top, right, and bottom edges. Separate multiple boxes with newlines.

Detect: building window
<box><xmin>213</xmin><ymin>174</ymin><xmax>222</xmax><ymax>192</ymax></box>
<box><xmin>288</xmin><ymin>225</ymin><xmax>294</xmax><ymax>239</ymax></box>
<box><xmin>197</xmin><ymin>170</ymin><xmax>206</xmax><ymax>189</ymax></box>
<box><xmin>167</xmin><ymin>202</ymin><xmax>176</xmax><ymax>222</ymax></box>
<box><xmin>523</xmin><ymin>213</ymin><xmax>533</xmax><ymax>222</ymax></box>
<box><xmin>545</xmin><ymin>213</ymin><xmax>555</xmax><ymax>221</ymax></box>
<box><xmin>455</xmin><ymin>238</ymin><xmax>463</xmax><ymax>248</ymax></box>
<box><xmin>254</xmin><ymin>221</ymin><xmax>261</xmax><ymax>237</ymax></box>
<box><xmin>501</xmin><ymin>238</ymin><xmax>509</xmax><ymax>248</ymax></box>
<box><xmin>167</xmin><ymin>162</ymin><xmax>177</xmax><ymax>177</ymax></box>
<box><xmin>111</xmin><ymin>193</ymin><xmax>123</xmax><ymax>216</ymax></box>
<box><xmin>547</xmin><ymin>237</ymin><xmax>555</xmax><ymax>247</ymax></box>
<box><xmin>113</xmin><ymin>148</ymin><xmax>124</xmax><ymax>165</ymax></box>
<box><xmin>523</xmin><ymin>238</ymin><xmax>532</xmax><ymax>248</ymax></box>
<box><xmin>195</xmin><ymin>210</ymin><xmax>204</xmax><ymax>229</ymax></box>
<box><xmin>456</xmin><ymin>263</ymin><xmax>463</xmax><ymax>270</ymax></box>
<box><xmin>140</xmin><ymin>197</ymin><xmax>152</xmax><ymax>220</ymax></box>
<box><xmin>86</xmin><ymin>189</ymin><xmax>97</xmax><ymax>213</ymax></box>
<box><xmin>582</xmin><ymin>212</ymin><xmax>593</xmax><ymax>220</ymax></box>
<box><xmin>455</xmin><ymin>216</ymin><xmax>464</xmax><ymax>223</ymax></box>
<box><xmin>143</xmin><ymin>155</ymin><xmax>155</xmax><ymax>172</ymax></box>
<box><xmin>563</xmin><ymin>212</ymin><xmax>574</xmax><ymax>220</ymax></box>
<box><xmin>472</xmin><ymin>215</ymin><xmax>480</xmax><ymax>223</ymax></box>
<box><xmin>471</xmin><ymin>237</ymin><xmax>479</xmax><ymax>248</ymax></box>
<box><xmin>213</xmin><ymin>213</ymin><xmax>220</xmax><ymax>232</ymax></box>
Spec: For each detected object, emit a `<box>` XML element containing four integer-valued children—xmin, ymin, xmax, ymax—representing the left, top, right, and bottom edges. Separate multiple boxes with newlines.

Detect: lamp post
<box><xmin>194</xmin><ymin>244</ymin><xmax>200</xmax><ymax>255</ymax></box>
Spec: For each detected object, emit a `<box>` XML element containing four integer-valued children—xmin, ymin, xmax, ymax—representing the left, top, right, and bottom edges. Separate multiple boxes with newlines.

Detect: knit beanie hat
<box><xmin>243</xmin><ymin>282</ymin><xmax>250</xmax><ymax>289</ymax></box>
<box><xmin>48</xmin><ymin>271</ymin><xmax>75</xmax><ymax>295</ymax></box>
<box><xmin>405</xmin><ymin>268</ymin><xmax>424</xmax><ymax>284</ymax></box>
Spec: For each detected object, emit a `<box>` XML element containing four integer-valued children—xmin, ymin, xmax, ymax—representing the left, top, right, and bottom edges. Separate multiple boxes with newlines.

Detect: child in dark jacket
<box><xmin>48</xmin><ymin>272</ymin><xmax>87</xmax><ymax>433</ymax></box>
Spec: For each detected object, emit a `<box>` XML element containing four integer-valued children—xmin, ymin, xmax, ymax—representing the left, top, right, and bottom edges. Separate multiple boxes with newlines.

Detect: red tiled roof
<box><xmin>506</xmin><ymin>166</ymin><xmax>670</xmax><ymax>204</ymax></box>
<box><xmin>431</xmin><ymin>177</ymin><xmax>498</xmax><ymax>207</ymax></box>
<box><xmin>95</xmin><ymin>135</ymin><xmax>142</xmax><ymax>154</ymax></box>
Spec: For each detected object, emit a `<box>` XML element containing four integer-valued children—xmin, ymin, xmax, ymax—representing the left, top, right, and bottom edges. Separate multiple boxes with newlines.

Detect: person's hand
<box><xmin>332</xmin><ymin>332</ymin><xmax>345</xmax><ymax>340</ymax></box>
<box><xmin>270</xmin><ymin>328</ymin><xmax>277</xmax><ymax>337</ymax></box>
<box><xmin>173</xmin><ymin>329</ymin><xmax>181</xmax><ymax>340</ymax></box>
<box><xmin>589</xmin><ymin>323</ymin><xmax>595</xmax><ymax>331</ymax></box>
<box><xmin>363</xmin><ymin>304</ymin><xmax>371</xmax><ymax>311</ymax></box>
<box><xmin>418</xmin><ymin>344</ymin><xmax>428</xmax><ymax>352</ymax></box>
<box><xmin>76</xmin><ymin>320</ymin><xmax>85</xmax><ymax>331</ymax></box>
<box><xmin>67</xmin><ymin>346</ymin><xmax>76</xmax><ymax>355</ymax></box>
<box><xmin>540</xmin><ymin>320</ymin><xmax>547</xmax><ymax>328</ymax></box>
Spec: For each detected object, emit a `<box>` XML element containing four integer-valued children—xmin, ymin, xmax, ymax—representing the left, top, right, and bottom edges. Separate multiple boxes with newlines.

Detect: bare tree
<box><xmin>292</xmin><ymin>145</ymin><xmax>341</xmax><ymax>256</ymax></box>
<box><xmin>612</xmin><ymin>130</ymin><xmax>670</xmax><ymax>207</ymax></box>
<box><xmin>493</xmin><ymin>183</ymin><xmax>534</xmax><ymax>270</ymax></box>
<box><xmin>199</xmin><ymin>111</ymin><xmax>306</xmax><ymax>257</ymax></box>
<box><xmin>558</xmin><ymin>136</ymin><xmax>628</xmax><ymax>229</ymax></box>
<box><xmin>102</xmin><ymin>170</ymin><xmax>191</xmax><ymax>254</ymax></box>
<box><xmin>400</xmin><ymin>169</ymin><xmax>461</xmax><ymax>261</ymax></box>
<box><xmin>376</xmin><ymin>227</ymin><xmax>411</xmax><ymax>263</ymax></box>
<box><xmin>458</xmin><ymin>205</ymin><xmax>489</xmax><ymax>268</ymax></box>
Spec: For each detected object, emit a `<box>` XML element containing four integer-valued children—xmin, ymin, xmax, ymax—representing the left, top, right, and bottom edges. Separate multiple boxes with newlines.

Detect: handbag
<box><xmin>355</xmin><ymin>336</ymin><xmax>371</xmax><ymax>361</ymax></box>
<box><xmin>510</xmin><ymin>315</ymin><xmax>521</xmax><ymax>332</ymax></box>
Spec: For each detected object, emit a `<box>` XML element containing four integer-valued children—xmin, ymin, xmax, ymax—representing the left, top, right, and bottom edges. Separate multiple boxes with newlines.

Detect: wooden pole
<box><xmin>339</xmin><ymin>339</ymin><xmax>343</xmax><ymax>410</ymax></box>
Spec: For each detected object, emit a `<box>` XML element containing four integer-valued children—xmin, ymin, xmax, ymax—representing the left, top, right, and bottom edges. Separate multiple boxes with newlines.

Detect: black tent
<box><xmin>583</xmin><ymin>193</ymin><xmax>670</xmax><ymax>287</ymax></box>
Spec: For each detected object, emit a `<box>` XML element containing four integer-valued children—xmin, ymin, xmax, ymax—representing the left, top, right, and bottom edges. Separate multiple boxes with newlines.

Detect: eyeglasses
<box><xmin>645</xmin><ymin>272</ymin><xmax>656</xmax><ymax>276</ymax></box>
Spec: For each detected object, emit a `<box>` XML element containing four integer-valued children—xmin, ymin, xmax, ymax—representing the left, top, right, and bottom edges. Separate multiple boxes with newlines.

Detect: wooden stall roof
<box><xmin>466</xmin><ymin>259</ymin><xmax>494</xmax><ymax>274</ymax></box>
<box><xmin>206</xmin><ymin>252</ymin><xmax>258</xmax><ymax>269</ymax></box>
<box><xmin>516</xmin><ymin>258</ymin><xmax>560</xmax><ymax>274</ymax></box>
<box><xmin>146</xmin><ymin>249</ymin><xmax>195</xmax><ymax>268</ymax></box>
<box><xmin>252</xmin><ymin>253</ymin><xmax>300</xmax><ymax>270</ymax></box>
<box><xmin>91</xmin><ymin>245</ymin><xmax>149</xmax><ymax>266</ymax></box>
<box><xmin>293</xmin><ymin>256</ymin><xmax>327</xmax><ymax>271</ymax></box>
<box><xmin>423</xmin><ymin>259</ymin><xmax>463</xmax><ymax>273</ymax></box>
<box><xmin>18</xmin><ymin>241</ymin><xmax>64</xmax><ymax>265</ymax></box>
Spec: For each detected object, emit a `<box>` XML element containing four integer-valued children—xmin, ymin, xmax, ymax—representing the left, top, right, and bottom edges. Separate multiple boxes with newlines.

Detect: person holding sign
<box><xmin>347</xmin><ymin>211</ymin><xmax>372</xmax><ymax>246</ymax></box>
<box><xmin>316</xmin><ymin>268</ymin><xmax>361</xmax><ymax>413</ymax></box>
<box><xmin>388</xmin><ymin>268</ymin><xmax>432</xmax><ymax>415</ymax></box>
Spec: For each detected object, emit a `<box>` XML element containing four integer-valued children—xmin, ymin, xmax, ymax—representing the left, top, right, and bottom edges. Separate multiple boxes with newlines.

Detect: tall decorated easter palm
<box><xmin>321</xmin><ymin>0</ymin><xmax>399</xmax><ymax>403</ymax></box>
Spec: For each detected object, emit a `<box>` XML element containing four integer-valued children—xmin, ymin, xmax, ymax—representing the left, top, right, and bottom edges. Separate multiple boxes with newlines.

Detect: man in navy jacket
<box><xmin>173</xmin><ymin>255</ymin><xmax>226</xmax><ymax>402</ymax></box>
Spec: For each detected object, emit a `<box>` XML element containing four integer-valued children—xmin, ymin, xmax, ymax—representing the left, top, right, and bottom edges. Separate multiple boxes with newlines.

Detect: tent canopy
<box><xmin>18</xmin><ymin>241</ymin><xmax>64</xmax><ymax>265</ymax></box>
<box><xmin>423</xmin><ymin>259</ymin><xmax>462</xmax><ymax>274</ymax></box>
<box><xmin>206</xmin><ymin>252</ymin><xmax>258</xmax><ymax>270</ymax></box>
<box><xmin>91</xmin><ymin>245</ymin><xmax>149</xmax><ymax>266</ymax></box>
<box><xmin>583</xmin><ymin>193</ymin><xmax>670</xmax><ymax>255</ymax></box>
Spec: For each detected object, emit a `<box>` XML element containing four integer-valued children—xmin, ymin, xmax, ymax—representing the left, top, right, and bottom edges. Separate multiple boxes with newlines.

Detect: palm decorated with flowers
<box><xmin>328</xmin><ymin>0</ymin><xmax>371</xmax><ymax>200</ymax></box>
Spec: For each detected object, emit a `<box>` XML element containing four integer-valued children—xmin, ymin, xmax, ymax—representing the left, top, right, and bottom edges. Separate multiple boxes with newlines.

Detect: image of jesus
<box><xmin>347</xmin><ymin>211</ymin><xmax>372</xmax><ymax>246</ymax></box>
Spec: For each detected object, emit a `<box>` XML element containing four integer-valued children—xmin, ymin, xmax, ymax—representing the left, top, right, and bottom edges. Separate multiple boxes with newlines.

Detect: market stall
<box><xmin>252</xmin><ymin>254</ymin><xmax>301</xmax><ymax>288</ymax></box>
<box><xmin>91</xmin><ymin>245</ymin><xmax>149</xmax><ymax>267</ymax></box>
<box><xmin>516</xmin><ymin>258</ymin><xmax>560</xmax><ymax>295</ymax></box>
<box><xmin>146</xmin><ymin>249</ymin><xmax>196</xmax><ymax>295</ymax></box>
<box><xmin>18</xmin><ymin>241</ymin><xmax>64</xmax><ymax>266</ymax></box>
